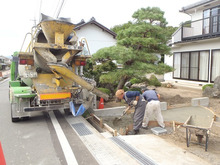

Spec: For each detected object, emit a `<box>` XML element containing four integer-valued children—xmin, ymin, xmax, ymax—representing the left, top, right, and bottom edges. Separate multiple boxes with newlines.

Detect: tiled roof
<box><xmin>74</xmin><ymin>17</ymin><xmax>117</xmax><ymax>38</ymax></box>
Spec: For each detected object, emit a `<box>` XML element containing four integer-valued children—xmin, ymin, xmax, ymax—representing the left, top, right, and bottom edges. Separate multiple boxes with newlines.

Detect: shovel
<box><xmin>113</xmin><ymin>106</ymin><xmax>131</xmax><ymax>124</ymax></box>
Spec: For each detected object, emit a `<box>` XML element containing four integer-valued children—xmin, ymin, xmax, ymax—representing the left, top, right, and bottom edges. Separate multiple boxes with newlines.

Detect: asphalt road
<box><xmin>0</xmin><ymin>79</ymin><xmax>98</xmax><ymax>165</ymax></box>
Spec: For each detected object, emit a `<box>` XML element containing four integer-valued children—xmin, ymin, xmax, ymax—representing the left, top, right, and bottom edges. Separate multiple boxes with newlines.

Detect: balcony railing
<box><xmin>172</xmin><ymin>14</ymin><xmax>220</xmax><ymax>44</ymax></box>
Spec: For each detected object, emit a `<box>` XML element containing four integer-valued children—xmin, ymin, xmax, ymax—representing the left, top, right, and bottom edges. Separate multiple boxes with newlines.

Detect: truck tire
<box><xmin>11</xmin><ymin>104</ymin><xmax>19</xmax><ymax>122</ymax></box>
<box><xmin>64</xmin><ymin>108</ymin><xmax>71</xmax><ymax>116</ymax></box>
<box><xmin>21</xmin><ymin>116</ymin><xmax>30</xmax><ymax>121</ymax></box>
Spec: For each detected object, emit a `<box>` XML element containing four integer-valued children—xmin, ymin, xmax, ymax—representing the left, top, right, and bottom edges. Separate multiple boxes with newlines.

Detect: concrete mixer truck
<box><xmin>9</xmin><ymin>14</ymin><xmax>109</xmax><ymax>122</ymax></box>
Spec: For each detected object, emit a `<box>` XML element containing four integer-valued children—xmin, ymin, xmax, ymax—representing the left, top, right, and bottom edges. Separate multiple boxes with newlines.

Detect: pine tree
<box><xmin>92</xmin><ymin>7</ymin><xmax>173</xmax><ymax>90</ymax></box>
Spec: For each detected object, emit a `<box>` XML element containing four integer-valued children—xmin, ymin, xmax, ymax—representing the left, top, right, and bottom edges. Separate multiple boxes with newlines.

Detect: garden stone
<box><xmin>214</xmin><ymin>76</ymin><xmax>220</xmax><ymax>90</ymax></box>
<box><xmin>203</xmin><ymin>87</ymin><xmax>214</xmax><ymax>97</ymax></box>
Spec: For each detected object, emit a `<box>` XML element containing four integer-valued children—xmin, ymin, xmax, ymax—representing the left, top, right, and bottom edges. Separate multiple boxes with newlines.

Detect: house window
<box><xmin>190</xmin><ymin>52</ymin><xmax>199</xmax><ymax>80</ymax></box>
<box><xmin>199</xmin><ymin>51</ymin><xmax>209</xmax><ymax>81</ymax></box>
<box><xmin>173</xmin><ymin>51</ymin><xmax>209</xmax><ymax>81</ymax></box>
<box><xmin>203</xmin><ymin>7</ymin><xmax>220</xmax><ymax>34</ymax></box>
<box><xmin>211</xmin><ymin>50</ymin><xmax>220</xmax><ymax>82</ymax></box>
<box><xmin>181</xmin><ymin>53</ymin><xmax>189</xmax><ymax>79</ymax></box>
<box><xmin>203</xmin><ymin>9</ymin><xmax>210</xmax><ymax>34</ymax></box>
<box><xmin>211</xmin><ymin>7</ymin><xmax>220</xmax><ymax>33</ymax></box>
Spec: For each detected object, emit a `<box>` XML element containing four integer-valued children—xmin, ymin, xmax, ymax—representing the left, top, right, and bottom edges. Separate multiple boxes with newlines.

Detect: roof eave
<box><xmin>179</xmin><ymin>0</ymin><xmax>214</xmax><ymax>13</ymax></box>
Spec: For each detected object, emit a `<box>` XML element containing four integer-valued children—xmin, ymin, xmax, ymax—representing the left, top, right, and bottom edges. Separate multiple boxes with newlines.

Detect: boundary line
<box><xmin>49</xmin><ymin>112</ymin><xmax>78</xmax><ymax>165</ymax></box>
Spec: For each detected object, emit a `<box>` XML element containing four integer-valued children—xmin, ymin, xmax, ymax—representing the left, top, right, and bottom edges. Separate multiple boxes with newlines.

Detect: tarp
<box><xmin>69</xmin><ymin>101</ymin><xmax>86</xmax><ymax>116</ymax></box>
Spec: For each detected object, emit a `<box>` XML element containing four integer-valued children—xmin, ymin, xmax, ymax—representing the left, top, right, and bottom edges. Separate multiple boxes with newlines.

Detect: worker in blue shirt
<box><xmin>141</xmin><ymin>87</ymin><xmax>165</xmax><ymax>128</ymax></box>
<box><xmin>115</xmin><ymin>89</ymin><xmax>146</xmax><ymax>135</ymax></box>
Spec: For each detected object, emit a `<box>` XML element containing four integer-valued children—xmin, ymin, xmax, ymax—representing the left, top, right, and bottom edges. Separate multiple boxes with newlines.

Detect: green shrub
<box><xmin>123</xmin><ymin>86</ymin><xmax>129</xmax><ymax>92</ymax></box>
<box><xmin>98</xmin><ymin>87</ymin><xmax>111</xmax><ymax>95</ymax></box>
<box><xmin>202</xmin><ymin>84</ymin><xmax>213</xmax><ymax>91</ymax></box>
<box><xmin>141</xmin><ymin>77</ymin><xmax>149</xmax><ymax>85</ymax></box>
<box><xmin>130</xmin><ymin>78</ymin><xmax>142</xmax><ymax>84</ymax></box>
<box><xmin>148</xmin><ymin>75</ymin><xmax>161</xmax><ymax>87</ymax></box>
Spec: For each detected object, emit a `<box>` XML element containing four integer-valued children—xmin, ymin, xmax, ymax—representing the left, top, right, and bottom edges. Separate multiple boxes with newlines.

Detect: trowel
<box><xmin>113</xmin><ymin>106</ymin><xmax>131</xmax><ymax>124</ymax></box>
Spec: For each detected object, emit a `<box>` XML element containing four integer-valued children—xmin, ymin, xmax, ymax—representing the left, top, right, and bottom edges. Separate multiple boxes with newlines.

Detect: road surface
<box><xmin>0</xmin><ymin>79</ymin><xmax>98</xmax><ymax>165</ymax></box>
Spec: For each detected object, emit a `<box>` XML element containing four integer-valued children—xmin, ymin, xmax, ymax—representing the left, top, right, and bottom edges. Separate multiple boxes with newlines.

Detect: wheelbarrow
<box><xmin>182</xmin><ymin>115</ymin><xmax>214</xmax><ymax>151</ymax></box>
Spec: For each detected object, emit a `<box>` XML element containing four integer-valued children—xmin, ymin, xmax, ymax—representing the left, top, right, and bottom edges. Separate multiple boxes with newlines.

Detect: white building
<box><xmin>164</xmin><ymin>0</ymin><xmax>220</xmax><ymax>88</ymax></box>
<box><xmin>74</xmin><ymin>17</ymin><xmax>117</xmax><ymax>55</ymax></box>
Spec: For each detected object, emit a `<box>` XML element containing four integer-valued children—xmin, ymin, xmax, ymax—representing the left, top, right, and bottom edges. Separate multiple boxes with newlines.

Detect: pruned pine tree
<box><xmin>92</xmin><ymin>7</ymin><xmax>173</xmax><ymax>90</ymax></box>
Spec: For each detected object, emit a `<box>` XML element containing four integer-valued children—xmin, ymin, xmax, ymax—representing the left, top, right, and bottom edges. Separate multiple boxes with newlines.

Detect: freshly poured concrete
<box><xmin>96</xmin><ymin>106</ymin><xmax>215</xmax><ymax>129</ymax></box>
<box><xmin>90</xmin><ymin>106</ymin><xmax>216</xmax><ymax>164</ymax></box>
<box><xmin>162</xmin><ymin>106</ymin><xmax>214</xmax><ymax>128</ymax></box>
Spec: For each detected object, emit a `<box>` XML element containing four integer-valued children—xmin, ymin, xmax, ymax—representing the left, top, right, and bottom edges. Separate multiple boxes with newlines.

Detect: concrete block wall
<box><xmin>191</xmin><ymin>97</ymin><xmax>209</xmax><ymax>107</ymax></box>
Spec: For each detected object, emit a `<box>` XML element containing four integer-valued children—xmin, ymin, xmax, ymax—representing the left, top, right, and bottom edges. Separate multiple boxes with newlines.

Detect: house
<box><xmin>73</xmin><ymin>17</ymin><xmax>117</xmax><ymax>55</ymax></box>
<box><xmin>0</xmin><ymin>56</ymin><xmax>11</xmax><ymax>70</ymax></box>
<box><xmin>164</xmin><ymin>0</ymin><xmax>220</xmax><ymax>88</ymax></box>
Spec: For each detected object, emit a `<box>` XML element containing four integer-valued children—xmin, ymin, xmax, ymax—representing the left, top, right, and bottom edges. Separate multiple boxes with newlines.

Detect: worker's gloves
<box><xmin>132</xmin><ymin>100</ymin><xmax>138</xmax><ymax>106</ymax></box>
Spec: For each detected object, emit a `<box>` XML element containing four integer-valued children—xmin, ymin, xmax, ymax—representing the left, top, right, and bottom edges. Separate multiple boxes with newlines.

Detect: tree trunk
<box><xmin>117</xmin><ymin>76</ymin><xmax>128</xmax><ymax>90</ymax></box>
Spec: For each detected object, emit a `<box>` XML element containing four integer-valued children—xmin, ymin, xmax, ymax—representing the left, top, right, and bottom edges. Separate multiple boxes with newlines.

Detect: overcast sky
<box><xmin>0</xmin><ymin>0</ymin><xmax>199</xmax><ymax>57</ymax></box>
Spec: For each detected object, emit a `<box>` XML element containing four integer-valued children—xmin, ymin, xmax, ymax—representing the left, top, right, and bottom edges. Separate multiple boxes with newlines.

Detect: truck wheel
<box><xmin>21</xmin><ymin>116</ymin><xmax>30</xmax><ymax>121</ymax></box>
<box><xmin>64</xmin><ymin>108</ymin><xmax>71</xmax><ymax>116</ymax></box>
<box><xmin>12</xmin><ymin>117</ymin><xmax>19</xmax><ymax>122</ymax></box>
<box><xmin>11</xmin><ymin>104</ymin><xmax>19</xmax><ymax>122</ymax></box>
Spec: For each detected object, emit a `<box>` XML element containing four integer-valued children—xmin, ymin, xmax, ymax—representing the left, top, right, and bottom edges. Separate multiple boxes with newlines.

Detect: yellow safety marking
<box><xmin>40</xmin><ymin>92</ymin><xmax>71</xmax><ymax>100</ymax></box>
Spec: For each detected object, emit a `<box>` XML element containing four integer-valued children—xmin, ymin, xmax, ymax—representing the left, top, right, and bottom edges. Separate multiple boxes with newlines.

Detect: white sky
<box><xmin>0</xmin><ymin>0</ymin><xmax>199</xmax><ymax>57</ymax></box>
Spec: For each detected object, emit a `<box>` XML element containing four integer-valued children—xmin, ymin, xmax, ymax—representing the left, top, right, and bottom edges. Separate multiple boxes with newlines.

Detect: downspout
<box><xmin>208</xmin><ymin>49</ymin><xmax>212</xmax><ymax>83</ymax></box>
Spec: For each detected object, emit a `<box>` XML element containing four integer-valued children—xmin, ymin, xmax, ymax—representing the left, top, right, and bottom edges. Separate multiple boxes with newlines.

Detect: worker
<box><xmin>115</xmin><ymin>89</ymin><xmax>146</xmax><ymax>135</ymax></box>
<box><xmin>141</xmin><ymin>87</ymin><xmax>165</xmax><ymax>129</ymax></box>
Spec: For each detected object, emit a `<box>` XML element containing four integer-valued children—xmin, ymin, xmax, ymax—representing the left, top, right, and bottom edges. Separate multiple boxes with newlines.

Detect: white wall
<box><xmin>172</xmin><ymin>38</ymin><xmax>220</xmax><ymax>52</ymax></box>
<box><xmin>191</xmin><ymin>10</ymin><xmax>202</xmax><ymax>22</ymax></box>
<box><xmin>75</xmin><ymin>24</ymin><xmax>116</xmax><ymax>55</ymax></box>
<box><xmin>164</xmin><ymin>55</ymin><xmax>173</xmax><ymax>81</ymax></box>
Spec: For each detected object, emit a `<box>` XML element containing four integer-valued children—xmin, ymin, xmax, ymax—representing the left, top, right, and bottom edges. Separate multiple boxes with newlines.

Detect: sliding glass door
<box><xmin>211</xmin><ymin>50</ymin><xmax>220</xmax><ymax>81</ymax></box>
<box><xmin>199</xmin><ymin>51</ymin><xmax>209</xmax><ymax>81</ymax></box>
<box><xmin>190</xmin><ymin>52</ymin><xmax>199</xmax><ymax>80</ymax></box>
<box><xmin>181</xmin><ymin>53</ymin><xmax>189</xmax><ymax>79</ymax></box>
<box><xmin>173</xmin><ymin>51</ymin><xmax>209</xmax><ymax>81</ymax></box>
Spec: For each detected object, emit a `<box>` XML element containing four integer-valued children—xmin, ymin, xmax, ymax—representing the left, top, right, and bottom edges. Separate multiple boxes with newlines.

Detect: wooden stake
<box><xmin>100</xmin><ymin>118</ymin><xmax>103</xmax><ymax>128</ymax></box>
<box><xmin>113</xmin><ymin>130</ymin><xmax>117</xmax><ymax>136</ymax></box>
<box><xmin>173</xmin><ymin>121</ymin><xmax>176</xmax><ymax>132</ymax></box>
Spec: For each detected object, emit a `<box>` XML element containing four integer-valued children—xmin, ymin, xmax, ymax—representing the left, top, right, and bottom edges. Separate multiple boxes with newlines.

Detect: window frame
<box><xmin>203</xmin><ymin>6</ymin><xmax>220</xmax><ymax>34</ymax></box>
<box><xmin>211</xmin><ymin>49</ymin><xmax>220</xmax><ymax>82</ymax></box>
<box><xmin>173</xmin><ymin>50</ymin><xmax>209</xmax><ymax>82</ymax></box>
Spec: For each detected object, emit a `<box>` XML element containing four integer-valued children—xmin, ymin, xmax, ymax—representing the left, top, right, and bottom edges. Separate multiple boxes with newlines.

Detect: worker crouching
<box><xmin>141</xmin><ymin>87</ymin><xmax>165</xmax><ymax>129</ymax></box>
<box><xmin>115</xmin><ymin>89</ymin><xmax>146</xmax><ymax>135</ymax></box>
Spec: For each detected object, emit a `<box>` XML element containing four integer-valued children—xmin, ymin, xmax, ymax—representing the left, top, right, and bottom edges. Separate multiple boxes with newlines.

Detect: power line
<box><xmin>55</xmin><ymin>0</ymin><xmax>65</xmax><ymax>18</ymax></box>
